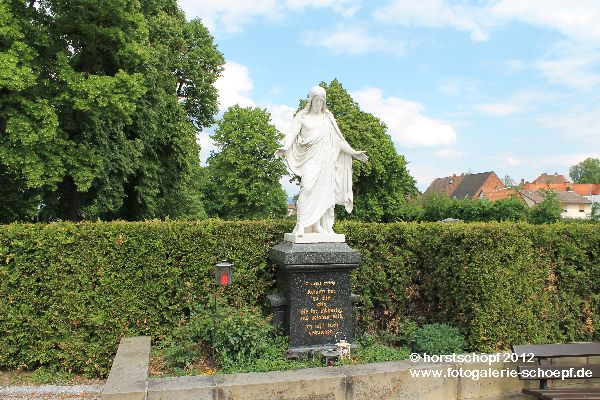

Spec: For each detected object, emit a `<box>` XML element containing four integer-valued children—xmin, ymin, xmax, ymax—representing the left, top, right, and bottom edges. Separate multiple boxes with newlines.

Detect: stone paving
<box><xmin>0</xmin><ymin>384</ymin><xmax>102</xmax><ymax>400</ymax></box>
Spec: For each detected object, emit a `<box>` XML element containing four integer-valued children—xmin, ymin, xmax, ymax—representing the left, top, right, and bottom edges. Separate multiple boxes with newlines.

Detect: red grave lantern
<box><xmin>214</xmin><ymin>260</ymin><xmax>233</xmax><ymax>286</ymax></box>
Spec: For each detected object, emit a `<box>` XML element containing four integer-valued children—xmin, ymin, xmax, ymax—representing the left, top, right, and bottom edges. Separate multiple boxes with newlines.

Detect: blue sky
<box><xmin>179</xmin><ymin>0</ymin><xmax>600</xmax><ymax>193</ymax></box>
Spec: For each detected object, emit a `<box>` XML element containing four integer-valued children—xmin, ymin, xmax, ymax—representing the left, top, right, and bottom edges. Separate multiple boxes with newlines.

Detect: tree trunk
<box><xmin>66</xmin><ymin>176</ymin><xmax>81</xmax><ymax>221</ymax></box>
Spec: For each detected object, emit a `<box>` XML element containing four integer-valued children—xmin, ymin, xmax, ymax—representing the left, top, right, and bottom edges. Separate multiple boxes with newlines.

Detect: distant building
<box><xmin>425</xmin><ymin>172</ymin><xmax>505</xmax><ymax>200</ymax></box>
<box><xmin>287</xmin><ymin>203</ymin><xmax>297</xmax><ymax>216</ymax></box>
<box><xmin>522</xmin><ymin>181</ymin><xmax>600</xmax><ymax>204</ymax></box>
<box><xmin>424</xmin><ymin>173</ymin><xmax>465</xmax><ymax>197</ymax></box>
<box><xmin>519</xmin><ymin>190</ymin><xmax>592</xmax><ymax>219</ymax></box>
<box><xmin>486</xmin><ymin>188</ymin><xmax>521</xmax><ymax>202</ymax></box>
<box><xmin>532</xmin><ymin>172</ymin><xmax>570</xmax><ymax>185</ymax></box>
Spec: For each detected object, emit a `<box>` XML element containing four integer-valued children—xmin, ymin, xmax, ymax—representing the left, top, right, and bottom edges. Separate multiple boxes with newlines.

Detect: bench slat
<box><xmin>541</xmin><ymin>395</ymin><xmax>600</xmax><ymax>400</ymax></box>
<box><xmin>542</xmin><ymin>396</ymin><xmax>600</xmax><ymax>399</ymax></box>
<box><xmin>512</xmin><ymin>343</ymin><xmax>600</xmax><ymax>358</ymax></box>
<box><xmin>517</xmin><ymin>365</ymin><xmax>600</xmax><ymax>380</ymax></box>
<box><xmin>523</xmin><ymin>388</ymin><xmax>600</xmax><ymax>398</ymax></box>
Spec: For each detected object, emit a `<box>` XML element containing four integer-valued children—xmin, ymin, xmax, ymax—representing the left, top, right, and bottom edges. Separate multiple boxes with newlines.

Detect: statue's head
<box><xmin>306</xmin><ymin>85</ymin><xmax>327</xmax><ymax>113</ymax></box>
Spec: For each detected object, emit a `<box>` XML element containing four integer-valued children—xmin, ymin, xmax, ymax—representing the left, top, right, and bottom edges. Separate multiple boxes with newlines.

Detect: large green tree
<box><xmin>0</xmin><ymin>0</ymin><xmax>222</xmax><ymax>222</ymax></box>
<box><xmin>569</xmin><ymin>157</ymin><xmax>600</xmax><ymax>184</ymax></box>
<box><xmin>203</xmin><ymin>106</ymin><xmax>288</xmax><ymax>219</ymax></box>
<box><xmin>309</xmin><ymin>80</ymin><xmax>417</xmax><ymax>222</ymax></box>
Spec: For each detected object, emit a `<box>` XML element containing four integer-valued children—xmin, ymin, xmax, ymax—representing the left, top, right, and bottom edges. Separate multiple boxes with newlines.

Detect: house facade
<box><xmin>424</xmin><ymin>172</ymin><xmax>505</xmax><ymax>200</ymax></box>
<box><xmin>519</xmin><ymin>190</ymin><xmax>593</xmax><ymax>219</ymax></box>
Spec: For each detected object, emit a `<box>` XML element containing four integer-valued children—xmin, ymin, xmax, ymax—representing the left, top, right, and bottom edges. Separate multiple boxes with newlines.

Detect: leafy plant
<box><xmin>412</xmin><ymin>323</ymin><xmax>467</xmax><ymax>355</ymax></box>
<box><xmin>592</xmin><ymin>203</ymin><xmax>600</xmax><ymax>222</ymax></box>
<box><xmin>164</xmin><ymin>304</ymin><xmax>278</xmax><ymax>369</ymax></box>
<box><xmin>341</xmin><ymin>335</ymin><xmax>410</xmax><ymax>364</ymax></box>
<box><xmin>528</xmin><ymin>190</ymin><xmax>563</xmax><ymax>224</ymax></box>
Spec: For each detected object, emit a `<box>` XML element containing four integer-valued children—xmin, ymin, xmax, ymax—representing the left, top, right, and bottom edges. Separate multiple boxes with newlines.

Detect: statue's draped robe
<box><xmin>283</xmin><ymin>110</ymin><xmax>353</xmax><ymax>231</ymax></box>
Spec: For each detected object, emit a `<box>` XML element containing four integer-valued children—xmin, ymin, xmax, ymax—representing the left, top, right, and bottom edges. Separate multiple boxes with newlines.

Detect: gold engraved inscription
<box><xmin>299</xmin><ymin>279</ymin><xmax>343</xmax><ymax>336</ymax></box>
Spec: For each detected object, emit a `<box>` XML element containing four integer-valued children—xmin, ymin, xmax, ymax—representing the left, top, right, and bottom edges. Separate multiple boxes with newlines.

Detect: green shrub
<box><xmin>218</xmin><ymin>335</ymin><xmax>322</xmax><ymax>374</ymax></box>
<box><xmin>528</xmin><ymin>190</ymin><xmax>563</xmax><ymax>224</ymax></box>
<box><xmin>592</xmin><ymin>203</ymin><xmax>600</xmax><ymax>221</ymax></box>
<box><xmin>0</xmin><ymin>219</ymin><xmax>598</xmax><ymax>377</ymax></box>
<box><xmin>168</xmin><ymin>304</ymin><xmax>278</xmax><ymax>369</ymax></box>
<box><xmin>350</xmin><ymin>335</ymin><xmax>410</xmax><ymax>363</ymax></box>
<box><xmin>412</xmin><ymin>323</ymin><xmax>467</xmax><ymax>355</ymax></box>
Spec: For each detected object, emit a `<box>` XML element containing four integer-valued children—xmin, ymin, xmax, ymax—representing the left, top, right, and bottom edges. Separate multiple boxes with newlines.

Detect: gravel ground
<box><xmin>0</xmin><ymin>384</ymin><xmax>103</xmax><ymax>400</ymax></box>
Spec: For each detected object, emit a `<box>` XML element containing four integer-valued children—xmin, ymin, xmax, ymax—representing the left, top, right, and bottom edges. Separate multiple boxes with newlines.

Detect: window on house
<box><xmin>579</xmin><ymin>209</ymin><xmax>585</xmax><ymax>213</ymax></box>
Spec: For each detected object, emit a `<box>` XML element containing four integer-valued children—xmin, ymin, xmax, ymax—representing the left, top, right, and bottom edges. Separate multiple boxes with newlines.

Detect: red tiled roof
<box><xmin>532</xmin><ymin>173</ymin><xmax>570</xmax><ymax>184</ymax></box>
<box><xmin>571</xmin><ymin>184</ymin><xmax>600</xmax><ymax>196</ymax></box>
<box><xmin>522</xmin><ymin>182</ymin><xmax>600</xmax><ymax>196</ymax></box>
<box><xmin>487</xmin><ymin>188</ymin><xmax>521</xmax><ymax>202</ymax></box>
<box><xmin>424</xmin><ymin>174</ymin><xmax>465</xmax><ymax>196</ymax></box>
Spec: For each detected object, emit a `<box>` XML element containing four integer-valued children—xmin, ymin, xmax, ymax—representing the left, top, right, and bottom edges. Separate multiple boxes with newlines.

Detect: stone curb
<box><xmin>102</xmin><ymin>336</ymin><xmax>151</xmax><ymax>400</ymax></box>
<box><xmin>101</xmin><ymin>336</ymin><xmax>541</xmax><ymax>400</ymax></box>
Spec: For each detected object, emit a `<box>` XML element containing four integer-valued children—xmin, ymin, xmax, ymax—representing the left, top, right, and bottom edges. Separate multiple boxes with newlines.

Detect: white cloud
<box><xmin>373</xmin><ymin>0</ymin><xmax>490</xmax><ymax>42</ymax></box>
<box><xmin>372</xmin><ymin>0</ymin><xmax>600</xmax><ymax>92</ymax></box>
<box><xmin>214</xmin><ymin>61</ymin><xmax>256</xmax><ymax>111</ymax></box>
<box><xmin>265</xmin><ymin>104</ymin><xmax>296</xmax><ymax>134</ymax></box>
<box><xmin>301</xmin><ymin>27</ymin><xmax>403</xmax><ymax>56</ymax></box>
<box><xmin>435</xmin><ymin>148</ymin><xmax>463</xmax><ymax>159</ymax></box>
<box><xmin>198</xmin><ymin>60</ymin><xmax>257</xmax><ymax>164</ymax></box>
<box><xmin>179</xmin><ymin>0</ymin><xmax>359</xmax><ymax>35</ymax></box>
<box><xmin>491</xmin><ymin>0</ymin><xmax>600</xmax><ymax>44</ymax></box>
<box><xmin>438</xmin><ymin>78</ymin><xmax>479</xmax><ymax>97</ymax></box>
<box><xmin>214</xmin><ymin>61</ymin><xmax>298</xmax><ymax>136</ymax></box>
<box><xmin>373</xmin><ymin>0</ymin><xmax>600</xmax><ymax>45</ymax></box>
<box><xmin>503</xmin><ymin>59</ymin><xmax>525</xmax><ymax>75</ymax></box>
<box><xmin>537</xmin><ymin>105</ymin><xmax>600</xmax><ymax>146</ymax></box>
<box><xmin>505</xmin><ymin>157</ymin><xmax>521</xmax><ymax>167</ymax></box>
<box><xmin>197</xmin><ymin>130</ymin><xmax>216</xmax><ymax>164</ymax></box>
<box><xmin>516</xmin><ymin>153</ymin><xmax>600</xmax><ymax>171</ymax></box>
<box><xmin>351</xmin><ymin>87</ymin><xmax>457</xmax><ymax>149</ymax></box>
<box><xmin>473</xmin><ymin>103</ymin><xmax>521</xmax><ymax>117</ymax></box>
<box><xmin>178</xmin><ymin>0</ymin><xmax>281</xmax><ymax>34</ymax></box>
<box><xmin>472</xmin><ymin>89</ymin><xmax>560</xmax><ymax>117</ymax></box>
<box><xmin>408</xmin><ymin>162</ymin><xmax>456</xmax><ymax>192</ymax></box>
<box><xmin>536</xmin><ymin>45</ymin><xmax>600</xmax><ymax>89</ymax></box>
<box><xmin>285</xmin><ymin>0</ymin><xmax>359</xmax><ymax>17</ymax></box>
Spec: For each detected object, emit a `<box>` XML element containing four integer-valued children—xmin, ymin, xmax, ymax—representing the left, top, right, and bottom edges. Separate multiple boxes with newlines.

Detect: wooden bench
<box><xmin>511</xmin><ymin>343</ymin><xmax>600</xmax><ymax>400</ymax></box>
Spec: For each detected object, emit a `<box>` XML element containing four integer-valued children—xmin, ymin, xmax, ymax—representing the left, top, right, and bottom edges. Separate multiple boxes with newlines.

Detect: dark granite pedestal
<box><xmin>268</xmin><ymin>241</ymin><xmax>360</xmax><ymax>356</ymax></box>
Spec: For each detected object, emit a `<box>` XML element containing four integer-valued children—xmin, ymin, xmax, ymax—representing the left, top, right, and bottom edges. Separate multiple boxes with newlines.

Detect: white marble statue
<box><xmin>276</xmin><ymin>86</ymin><xmax>368</xmax><ymax>241</ymax></box>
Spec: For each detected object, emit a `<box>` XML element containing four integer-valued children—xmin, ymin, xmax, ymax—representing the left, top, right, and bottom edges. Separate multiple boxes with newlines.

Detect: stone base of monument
<box><xmin>268</xmin><ymin>241</ymin><xmax>360</xmax><ymax>356</ymax></box>
<box><xmin>283</xmin><ymin>232</ymin><xmax>345</xmax><ymax>244</ymax></box>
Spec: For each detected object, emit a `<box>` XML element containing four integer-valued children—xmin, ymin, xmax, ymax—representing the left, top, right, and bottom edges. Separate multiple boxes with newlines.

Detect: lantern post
<box><xmin>213</xmin><ymin>259</ymin><xmax>233</xmax><ymax>361</ymax></box>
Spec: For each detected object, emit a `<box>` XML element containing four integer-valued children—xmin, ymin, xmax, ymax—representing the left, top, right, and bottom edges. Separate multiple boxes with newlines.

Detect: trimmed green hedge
<box><xmin>0</xmin><ymin>220</ymin><xmax>598</xmax><ymax>376</ymax></box>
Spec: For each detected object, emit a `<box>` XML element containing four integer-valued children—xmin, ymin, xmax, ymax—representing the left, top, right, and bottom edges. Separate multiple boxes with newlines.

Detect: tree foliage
<box><xmin>310</xmin><ymin>80</ymin><xmax>417</xmax><ymax>222</ymax></box>
<box><xmin>0</xmin><ymin>0</ymin><xmax>223</xmax><ymax>222</ymax></box>
<box><xmin>528</xmin><ymin>190</ymin><xmax>563</xmax><ymax>224</ymax></box>
<box><xmin>592</xmin><ymin>203</ymin><xmax>600</xmax><ymax>222</ymax></box>
<box><xmin>203</xmin><ymin>106</ymin><xmax>288</xmax><ymax>219</ymax></box>
<box><xmin>569</xmin><ymin>157</ymin><xmax>600</xmax><ymax>184</ymax></box>
<box><xmin>417</xmin><ymin>193</ymin><xmax>529</xmax><ymax>222</ymax></box>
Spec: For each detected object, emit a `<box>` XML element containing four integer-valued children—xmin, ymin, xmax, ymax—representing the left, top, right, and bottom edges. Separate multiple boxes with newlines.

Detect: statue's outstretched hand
<box><xmin>353</xmin><ymin>150</ymin><xmax>368</xmax><ymax>163</ymax></box>
<box><xmin>275</xmin><ymin>148</ymin><xmax>286</xmax><ymax>158</ymax></box>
